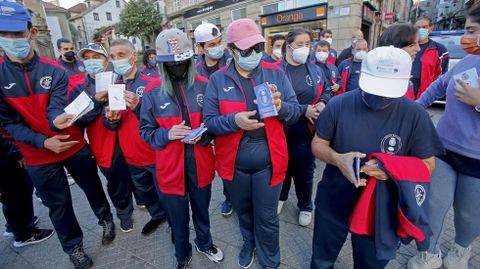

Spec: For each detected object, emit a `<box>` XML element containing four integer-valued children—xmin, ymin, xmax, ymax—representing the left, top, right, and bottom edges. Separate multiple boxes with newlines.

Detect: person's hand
<box><xmin>454</xmin><ymin>79</ymin><xmax>480</xmax><ymax>107</ymax></box>
<box><xmin>315</xmin><ymin>102</ymin><xmax>326</xmax><ymax>113</ymax></box>
<box><xmin>234</xmin><ymin>111</ymin><xmax>265</xmax><ymax>131</ymax></box>
<box><xmin>182</xmin><ymin>123</ymin><xmax>204</xmax><ymax>144</ymax></box>
<box><xmin>53</xmin><ymin>113</ymin><xmax>74</xmax><ymax>130</ymax></box>
<box><xmin>124</xmin><ymin>91</ymin><xmax>140</xmax><ymax>111</ymax></box>
<box><xmin>361</xmin><ymin>159</ymin><xmax>388</xmax><ymax>180</ymax></box>
<box><xmin>331</xmin><ymin>82</ymin><xmax>340</xmax><ymax>92</ymax></box>
<box><xmin>44</xmin><ymin>135</ymin><xmax>79</xmax><ymax>154</ymax></box>
<box><xmin>95</xmin><ymin>91</ymin><xmax>108</xmax><ymax>102</ymax></box>
<box><xmin>269</xmin><ymin>84</ymin><xmax>282</xmax><ymax>112</ymax></box>
<box><xmin>305</xmin><ymin>105</ymin><xmax>320</xmax><ymax>124</ymax></box>
<box><xmin>334</xmin><ymin>152</ymin><xmax>367</xmax><ymax>187</ymax></box>
<box><xmin>168</xmin><ymin>120</ymin><xmax>192</xmax><ymax>140</ymax></box>
<box><xmin>18</xmin><ymin>158</ymin><xmax>25</xmax><ymax>168</ymax></box>
<box><xmin>105</xmin><ymin>106</ymin><xmax>121</xmax><ymax>121</ymax></box>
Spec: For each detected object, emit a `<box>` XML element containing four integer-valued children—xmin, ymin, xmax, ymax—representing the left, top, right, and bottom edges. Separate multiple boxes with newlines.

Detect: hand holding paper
<box><xmin>63</xmin><ymin>91</ymin><xmax>94</xmax><ymax>127</ymax></box>
<box><xmin>108</xmin><ymin>84</ymin><xmax>127</xmax><ymax>111</ymax></box>
<box><xmin>95</xmin><ymin>71</ymin><xmax>114</xmax><ymax>93</ymax></box>
<box><xmin>254</xmin><ymin>82</ymin><xmax>279</xmax><ymax>118</ymax></box>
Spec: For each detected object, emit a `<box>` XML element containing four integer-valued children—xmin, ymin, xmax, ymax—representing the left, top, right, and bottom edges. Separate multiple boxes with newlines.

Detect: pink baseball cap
<box><xmin>226</xmin><ymin>19</ymin><xmax>266</xmax><ymax>50</ymax></box>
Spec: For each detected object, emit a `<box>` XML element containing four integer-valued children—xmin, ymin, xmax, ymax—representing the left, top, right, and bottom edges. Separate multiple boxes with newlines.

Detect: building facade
<box><xmin>164</xmin><ymin>0</ymin><xmax>385</xmax><ymax>54</ymax></box>
<box><xmin>43</xmin><ymin>1</ymin><xmax>72</xmax><ymax>58</ymax></box>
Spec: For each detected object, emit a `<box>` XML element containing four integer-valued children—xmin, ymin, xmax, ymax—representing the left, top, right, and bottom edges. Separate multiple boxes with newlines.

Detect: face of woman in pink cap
<box><xmin>226</xmin><ymin>19</ymin><xmax>266</xmax><ymax>71</ymax></box>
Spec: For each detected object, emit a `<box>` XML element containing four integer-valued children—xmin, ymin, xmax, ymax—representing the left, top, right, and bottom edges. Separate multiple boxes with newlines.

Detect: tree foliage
<box><xmin>117</xmin><ymin>0</ymin><xmax>163</xmax><ymax>39</ymax></box>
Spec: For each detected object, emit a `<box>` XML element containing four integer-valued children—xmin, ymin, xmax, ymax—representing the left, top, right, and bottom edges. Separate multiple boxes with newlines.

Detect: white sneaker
<box><xmin>67</xmin><ymin>177</ymin><xmax>76</xmax><ymax>186</ymax></box>
<box><xmin>298</xmin><ymin>211</ymin><xmax>312</xmax><ymax>227</ymax></box>
<box><xmin>407</xmin><ymin>251</ymin><xmax>442</xmax><ymax>269</ymax></box>
<box><xmin>3</xmin><ymin>231</ymin><xmax>13</xmax><ymax>237</ymax></box>
<box><xmin>444</xmin><ymin>243</ymin><xmax>471</xmax><ymax>269</ymax></box>
<box><xmin>194</xmin><ymin>242</ymin><xmax>224</xmax><ymax>263</ymax></box>
<box><xmin>277</xmin><ymin>201</ymin><xmax>285</xmax><ymax>215</ymax></box>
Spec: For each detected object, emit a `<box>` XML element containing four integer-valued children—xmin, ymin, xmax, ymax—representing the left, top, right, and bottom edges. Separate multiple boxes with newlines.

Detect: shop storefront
<box><xmin>361</xmin><ymin>2</ymin><xmax>378</xmax><ymax>47</ymax></box>
<box><xmin>259</xmin><ymin>3</ymin><xmax>327</xmax><ymax>54</ymax></box>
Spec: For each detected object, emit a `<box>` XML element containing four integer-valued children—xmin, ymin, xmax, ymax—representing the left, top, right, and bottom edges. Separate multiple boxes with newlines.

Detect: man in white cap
<box><xmin>194</xmin><ymin>22</ymin><xmax>230</xmax><ymax>79</ymax></box>
<box><xmin>310</xmin><ymin>46</ymin><xmax>444</xmax><ymax>269</ymax></box>
<box><xmin>193</xmin><ymin>22</ymin><xmax>233</xmax><ymax>217</ymax></box>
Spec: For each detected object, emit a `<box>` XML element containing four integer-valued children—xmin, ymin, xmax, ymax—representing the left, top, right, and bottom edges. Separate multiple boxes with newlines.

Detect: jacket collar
<box><xmin>4</xmin><ymin>51</ymin><xmax>39</xmax><ymax>71</ymax></box>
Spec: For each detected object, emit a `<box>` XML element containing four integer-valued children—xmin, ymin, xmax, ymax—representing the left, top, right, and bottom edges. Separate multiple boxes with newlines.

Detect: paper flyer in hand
<box><xmin>95</xmin><ymin>71</ymin><xmax>114</xmax><ymax>93</ymax></box>
<box><xmin>254</xmin><ymin>82</ymin><xmax>278</xmax><ymax>119</ymax></box>
<box><xmin>108</xmin><ymin>84</ymin><xmax>126</xmax><ymax>111</ymax></box>
<box><xmin>181</xmin><ymin>127</ymin><xmax>208</xmax><ymax>142</ymax></box>
<box><xmin>453</xmin><ymin>68</ymin><xmax>479</xmax><ymax>89</ymax></box>
<box><xmin>64</xmin><ymin>91</ymin><xmax>94</xmax><ymax>126</ymax></box>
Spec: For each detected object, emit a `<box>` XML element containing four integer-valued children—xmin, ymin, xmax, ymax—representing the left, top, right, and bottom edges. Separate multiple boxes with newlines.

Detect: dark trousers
<box><xmin>0</xmin><ymin>158</ymin><xmax>35</xmax><ymax>241</ymax></box>
<box><xmin>225</xmin><ymin>138</ymin><xmax>281</xmax><ymax>268</ymax></box>
<box><xmin>158</xmin><ymin>149</ymin><xmax>213</xmax><ymax>264</ymax></box>
<box><xmin>26</xmin><ymin>145</ymin><xmax>112</xmax><ymax>254</ymax></box>
<box><xmin>127</xmin><ymin>164</ymin><xmax>165</xmax><ymax>220</ymax></box>
<box><xmin>280</xmin><ymin>141</ymin><xmax>315</xmax><ymax>211</ymax></box>
<box><xmin>98</xmin><ymin>142</ymin><xmax>133</xmax><ymax>221</ymax></box>
<box><xmin>351</xmin><ymin>234</ymin><xmax>389</xmax><ymax>269</ymax></box>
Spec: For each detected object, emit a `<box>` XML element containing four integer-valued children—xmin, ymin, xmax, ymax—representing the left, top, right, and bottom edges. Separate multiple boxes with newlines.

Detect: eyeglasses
<box><xmin>234</xmin><ymin>43</ymin><xmax>265</xmax><ymax>57</ymax></box>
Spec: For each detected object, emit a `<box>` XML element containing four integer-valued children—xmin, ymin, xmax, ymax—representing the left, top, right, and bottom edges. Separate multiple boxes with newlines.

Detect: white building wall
<box><xmin>46</xmin><ymin>16</ymin><xmax>62</xmax><ymax>58</ymax></box>
<box><xmin>82</xmin><ymin>0</ymin><xmax>124</xmax><ymax>42</ymax></box>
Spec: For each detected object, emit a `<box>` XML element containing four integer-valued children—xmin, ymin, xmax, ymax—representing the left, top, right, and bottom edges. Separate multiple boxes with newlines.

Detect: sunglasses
<box><xmin>234</xmin><ymin>43</ymin><xmax>265</xmax><ymax>57</ymax></box>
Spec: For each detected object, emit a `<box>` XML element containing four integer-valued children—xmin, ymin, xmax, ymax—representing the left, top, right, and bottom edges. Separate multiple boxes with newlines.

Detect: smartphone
<box><xmin>353</xmin><ymin>157</ymin><xmax>361</xmax><ymax>185</ymax></box>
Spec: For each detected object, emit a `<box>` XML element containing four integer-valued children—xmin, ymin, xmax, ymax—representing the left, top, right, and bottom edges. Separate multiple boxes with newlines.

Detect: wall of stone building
<box><xmin>21</xmin><ymin>0</ymin><xmax>56</xmax><ymax>59</ymax></box>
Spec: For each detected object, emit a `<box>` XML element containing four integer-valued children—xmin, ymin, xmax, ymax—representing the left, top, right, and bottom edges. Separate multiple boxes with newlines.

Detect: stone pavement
<box><xmin>1</xmin><ymin>107</ymin><xmax>479</xmax><ymax>269</ymax></box>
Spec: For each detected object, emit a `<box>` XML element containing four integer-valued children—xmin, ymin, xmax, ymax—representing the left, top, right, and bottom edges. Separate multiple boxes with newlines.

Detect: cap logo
<box><xmin>166</xmin><ymin>38</ymin><xmax>180</xmax><ymax>54</ymax></box>
<box><xmin>375</xmin><ymin>58</ymin><xmax>400</xmax><ymax>74</ymax></box>
<box><xmin>0</xmin><ymin>6</ymin><xmax>16</xmax><ymax>16</ymax></box>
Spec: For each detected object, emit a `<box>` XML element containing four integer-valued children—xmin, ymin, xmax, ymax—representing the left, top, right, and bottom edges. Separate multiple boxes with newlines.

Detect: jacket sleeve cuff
<box><xmin>34</xmin><ymin>135</ymin><xmax>47</xmax><ymax>149</ymax></box>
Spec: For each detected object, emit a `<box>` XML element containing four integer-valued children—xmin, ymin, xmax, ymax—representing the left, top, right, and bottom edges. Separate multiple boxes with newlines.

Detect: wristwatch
<box><xmin>476</xmin><ymin>105</ymin><xmax>480</xmax><ymax>113</ymax></box>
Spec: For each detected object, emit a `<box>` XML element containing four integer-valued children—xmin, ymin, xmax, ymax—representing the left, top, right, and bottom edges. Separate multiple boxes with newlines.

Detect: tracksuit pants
<box><xmin>157</xmin><ymin>148</ymin><xmax>213</xmax><ymax>264</ymax></box>
<box><xmin>225</xmin><ymin>138</ymin><xmax>281</xmax><ymax>268</ymax></box>
<box><xmin>26</xmin><ymin>145</ymin><xmax>112</xmax><ymax>254</ymax></box>
<box><xmin>127</xmin><ymin>164</ymin><xmax>165</xmax><ymax>220</ymax></box>
<box><xmin>280</xmin><ymin>140</ymin><xmax>315</xmax><ymax>212</ymax></box>
<box><xmin>98</xmin><ymin>142</ymin><xmax>134</xmax><ymax>222</ymax></box>
<box><xmin>311</xmin><ymin>175</ymin><xmax>388</xmax><ymax>269</ymax></box>
<box><xmin>0</xmin><ymin>158</ymin><xmax>36</xmax><ymax>241</ymax></box>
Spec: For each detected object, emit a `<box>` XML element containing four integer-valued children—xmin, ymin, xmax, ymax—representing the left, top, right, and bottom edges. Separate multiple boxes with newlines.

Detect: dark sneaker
<box><xmin>194</xmin><ymin>242</ymin><xmax>224</xmax><ymax>263</ymax></box>
<box><xmin>174</xmin><ymin>253</ymin><xmax>192</xmax><ymax>269</ymax></box>
<box><xmin>69</xmin><ymin>244</ymin><xmax>93</xmax><ymax>269</ymax></box>
<box><xmin>238</xmin><ymin>246</ymin><xmax>254</xmax><ymax>269</ymax></box>
<box><xmin>221</xmin><ymin>200</ymin><xmax>233</xmax><ymax>216</ymax></box>
<box><xmin>4</xmin><ymin>216</ymin><xmax>39</xmax><ymax>237</ymax></box>
<box><xmin>100</xmin><ymin>219</ymin><xmax>115</xmax><ymax>245</ymax></box>
<box><xmin>13</xmin><ymin>228</ymin><xmax>54</xmax><ymax>248</ymax></box>
<box><xmin>120</xmin><ymin>218</ymin><xmax>134</xmax><ymax>233</ymax></box>
<box><xmin>141</xmin><ymin>217</ymin><xmax>165</xmax><ymax>235</ymax></box>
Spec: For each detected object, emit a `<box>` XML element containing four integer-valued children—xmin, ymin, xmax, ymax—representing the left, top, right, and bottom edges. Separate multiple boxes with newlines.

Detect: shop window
<box><xmin>262</xmin><ymin>1</ymin><xmax>286</xmax><ymax>14</ymax></box>
<box><xmin>208</xmin><ymin>17</ymin><xmax>221</xmax><ymax>26</ymax></box>
<box><xmin>191</xmin><ymin>21</ymin><xmax>201</xmax><ymax>30</ymax></box>
<box><xmin>296</xmin><ymin>0</ymin><xmax>326</xmax><ymax>8</ymax></box>
<box><xmin>232</xmin><ymin>7</ymin><xmax>247</xmax><ymax>21</ymax></box>
<box><xmin>93</xmin><ymin>12</ymin><xmax>99</xmax><ymax>21</ymax></box>
<box><xmin>106</xmin><ymin>12</ymin><xmax>112</xmax><ymax>21</ymax></box>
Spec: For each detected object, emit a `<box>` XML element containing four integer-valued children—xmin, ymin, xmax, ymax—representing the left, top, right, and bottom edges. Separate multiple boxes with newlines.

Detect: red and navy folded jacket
<box><xmin>202</xmin><ymin>60</ymin><xmax>300</xmax><ymax>186</ymax></box>
<box><xmin>140</xmin><ymin>75</ymin><xmax>215</xmax><ymax>196</ymax></box>
<box><xmin>350</xmin><ymin>152</ymin><xmax>431</xmax><ymax>260</ymax></box>
<box><xmin>0</xmin><ymin>53</ymin><xmax>85</xmax><ymax>166</ymax></box>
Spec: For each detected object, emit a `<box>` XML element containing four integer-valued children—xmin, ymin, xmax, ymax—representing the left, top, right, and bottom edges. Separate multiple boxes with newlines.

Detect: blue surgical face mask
<box><xmin>418</xmin><ymin>28</ymin><xmax>429</xmax><ymax>41</ymax></box>
<box><xmin>236</xmin><ymin>50</ymin><xmax>262</xmax><ymax>71</ymax></box>
<box><xmin>361</xmin><ymin>90</ymin><xmax>396</xmax><ymax>110</ymax></box>
<box><xmin>0</xmin><ymin>36</ymin><xmax>31</xmax><ymax>60</ymax></box>
<box><xmin>112</xmin><ymin>57</ymin><xmax>133</xmax><ymax>75</ymax></box>
<box><xmin>207</xmin><ymin>45</ymin><xmax>224</xmax><ymax>60</ymax></box>
<box><xmin>148</xmin><ymin>59</ymin><xmax>157</xmax><ymax>68</ymax></box>
<box><xmin>84</xmin><ymin>59</ymin><xmax>105</xmax><ymax>76</ymax></box>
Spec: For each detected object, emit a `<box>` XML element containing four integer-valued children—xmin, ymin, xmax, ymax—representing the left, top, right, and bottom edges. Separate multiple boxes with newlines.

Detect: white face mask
<box><xmin>291</xmin><ymin>46</ymin><xmax>310</xmax><ymax>64</ymax></box>
<box><xmin>325</xmin><ymin>37</ymin><xmax>333</xmax><ymax>45</ymax></box>
<box><xmin>272</xmin><ymin>48</ymin><xmax>282</xmax><ymax>59</ymax></box>
<box><xmin>316</xmin><ymin>51</ymin><xmax>329</xmax><ymax>63</ymax></box>
<box><xmin>353</xmin><ymin>50</ymin><xmax>367</xmax><ymax>61</ymax></box>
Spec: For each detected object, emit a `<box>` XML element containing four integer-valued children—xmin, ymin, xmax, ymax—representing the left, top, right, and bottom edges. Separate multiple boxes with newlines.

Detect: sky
<box><xmin>58</xmin><ymin>0</ymin><xmax>84</xmax><ymax>9</ymax></box>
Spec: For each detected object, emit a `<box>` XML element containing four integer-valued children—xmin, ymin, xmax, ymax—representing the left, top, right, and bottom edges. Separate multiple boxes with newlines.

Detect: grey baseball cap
<box><xmin>155</xmin><ymin>28</ymin><xmax>194</xmax><ymax>62</ymax></box>
<box><xmin>78</xmin><ymin>43</ymin><xmax>108</xmax><ymax>59</ymax></box>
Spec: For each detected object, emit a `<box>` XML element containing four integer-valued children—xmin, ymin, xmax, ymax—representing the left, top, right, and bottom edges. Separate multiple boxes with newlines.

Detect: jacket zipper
<box><xmin>20</xmin><ymin>64</ymin><xmax>34</xmax><ymax>95</ymax></box>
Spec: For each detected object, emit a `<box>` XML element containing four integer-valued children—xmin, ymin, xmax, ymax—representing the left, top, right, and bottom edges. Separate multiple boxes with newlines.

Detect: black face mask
<box><xmin>64</xmin><ymin>51</ymin><xmax>75</xmax><ymax>61</ymax></box>
<box><xmin>165</xmin><ymin>60</ymin><xmax>190</xmax><ymax>80</ymax></box>
<box><xmin>361</xmin><ymin>90</ymin><xmax>397</xmax><ymax>110</ymax></box>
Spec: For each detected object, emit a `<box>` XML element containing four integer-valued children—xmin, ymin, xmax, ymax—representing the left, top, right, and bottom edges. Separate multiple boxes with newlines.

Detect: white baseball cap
<box><xmin>194</xmin><ymin>23</ymin><xmax>221</xmax><ymax>43</ymax></box>
<box><xmin>155</xmin><ymin>28</ymin><xmax>194</xmax><ymax>62</ymax></box>
<box><xmin>359</xmin><ymin>46</ymin><xmax>412</xmax><ymax>98</ymax></box>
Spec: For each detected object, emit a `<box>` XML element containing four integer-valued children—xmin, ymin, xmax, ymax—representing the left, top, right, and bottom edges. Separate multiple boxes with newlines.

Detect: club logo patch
<box><xmin>196</xmin><ymin>93</ymin><xmax>204</xmax><ymax>107</ymax></box>
<box><xmin>381</xmin><ymin>134</ymin><xmax>402</xmax><ymax>155</ymax></box>
<box><xmin>78</xmin><ymin>66</ymin><xmax>85</xmax><ymax>72</ymax></box>
<box><xmin>415</xmin><ymin>185</ymin><xmax>426</xmax><ymax>206</ymax></box>
<box><xmin>135</xmin><ymin>86</ymin><xmax>145</xmax><ymax>97</ymax></box>
<box><xmin>39</xmin><ymin>76</ymin><xmax>52</xmax><ymax>90</ymax></box>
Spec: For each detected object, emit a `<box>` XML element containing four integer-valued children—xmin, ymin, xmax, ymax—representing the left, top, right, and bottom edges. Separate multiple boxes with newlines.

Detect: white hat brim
<box><xmin>359</xmin><ymin>71</ymin><xmax>409</xmax><ymax>98</ymax></box>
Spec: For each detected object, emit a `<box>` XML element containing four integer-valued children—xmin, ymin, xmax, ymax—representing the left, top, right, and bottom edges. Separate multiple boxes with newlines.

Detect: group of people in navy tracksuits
<box><xmin>2</xmin><ymin>1</ymin><xmax>480</xmax><ymax>269</ymax></box>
